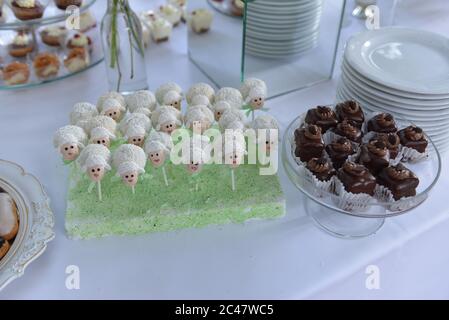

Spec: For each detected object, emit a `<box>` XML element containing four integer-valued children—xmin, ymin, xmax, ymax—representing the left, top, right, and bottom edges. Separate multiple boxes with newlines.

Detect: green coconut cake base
<box><xmin>66</xmin><ymin>161</ymin><xmax>285</xmax><ymax>239</ymax></box>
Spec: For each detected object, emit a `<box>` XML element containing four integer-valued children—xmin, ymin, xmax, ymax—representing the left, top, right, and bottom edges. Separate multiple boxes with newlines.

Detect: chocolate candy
<box><xmin>337</xmin><ymin>162</ymin><xmax>376</xmax><ymax>195</ymax></box>
<box><xmin>377</xmin><ymin>164</ymin><xmax>419</xmax><ymax>200</ymax></box>
<box><xmin>331</xmin><ymin>120</ymin><xmax>363</xmax><ymax>143</ymax></box>
<box><xmin>306</xmin><ymin>157</ymin><xmax>336</xmax><ymax>182</ymax></box>
<box><xmin>358</xmin><ymin>139</ymin><xmax>390</xmax><ymax>175</ymax></box>
<box><xmin>398</xmin><ymin>126</ymin><xmax>428</xmax><ymax>153</ymax></box>
<box><xmin>294</xmin><ymin>124</ymin><xmax>325</xmax><ymax>162</ymax></box>
<box><xmin>367</xmin><ymin>113</ymin><xmax>397</xmax><ymax>134</ymax></box>
<box><xmin>325</xmin><ymin>137</ymin><xmax>355</xmax><ymax>170</ymax></box>
<box><xmin>304</xmin><ymin>106</ymin><xmax>338</xmax><ymax>133</ymax></box>
<box><xmin>335</xmin><ymin>100</ymin><xmax>365</xmax><ymax>128</ymax></box>
<box><xmin>377</xmin><ymin>133</ymin><xmax>401</xmax><ymax>159</ymax></box>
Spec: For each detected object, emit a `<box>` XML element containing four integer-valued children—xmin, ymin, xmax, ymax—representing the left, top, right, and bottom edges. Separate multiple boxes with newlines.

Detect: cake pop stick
<box><xmin>223</xmin><ymin>138</ymin><xmax>246</xmax><ymax>191</ymax></box>
<box><xmin>184</xmin><ymin>135</ymin><xmax>210</xmax><ymax>192</ymax></box>
<box><xmin>144</xmin><ymin>131</ymin><xmax>174</xmax><ymax>186</ymax></box>
<box><xmin>231</xmin><ymin>168</ymin><xmax>236</xmax><ymax>192</ymax></box>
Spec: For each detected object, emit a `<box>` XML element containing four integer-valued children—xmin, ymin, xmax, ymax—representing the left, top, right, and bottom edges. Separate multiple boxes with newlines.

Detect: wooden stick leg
<box><xmin>98</xmin><ymin>181</ymin><xmax>102</xmax><ymax>202</ymax></box>
<box><xmin>231</xmin><ymin>169</ymin><xmax>236</xmax><ymax>191</ymax></box>
<box><xmin>132</xmin><ymin>186</ymin><xmax>135</xmax><ymax>195</ymax></box>
<box><xmin>162</xmin><ymin>166</ymin><xmax>169</xmax><ymax>186</ymax></box>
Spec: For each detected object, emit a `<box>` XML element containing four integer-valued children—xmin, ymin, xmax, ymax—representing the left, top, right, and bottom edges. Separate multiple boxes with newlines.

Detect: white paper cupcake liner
<box><xmin>333</xmin><ymin>177</ymin><xmax>374</xmax><ymax>212</ymax></box>
<box><xmin>300</xmin><ymin>164</ymin><xmax>335</xmax><ymax>198</ymax></box>
<box><xmin>400</xmin><ymin>145</ymin><xmax>429</xmax><ymax>163</ymax></box>
<box><xmin>374</xmin><ymin>184</ymin><xmax>422</xmax><ymax>212</ymax></box>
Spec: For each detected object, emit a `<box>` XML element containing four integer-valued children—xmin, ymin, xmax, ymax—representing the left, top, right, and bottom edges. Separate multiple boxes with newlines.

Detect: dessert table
<box><xmin>1</xmin><ymin>0</ymin><xmax>449</xmax><ymax>299</ymax></box>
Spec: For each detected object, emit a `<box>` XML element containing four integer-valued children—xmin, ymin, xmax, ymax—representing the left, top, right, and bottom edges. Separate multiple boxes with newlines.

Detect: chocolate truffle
<box><xmin>367</xmin><ymin>113</ymin><xmax>397</xmax><ymax>134</ymax></box>
<box><xmin>335</xmin><ymin>100</ymin><xmax>365</xmax><ymax>128</ymax></box>
<box><xmin>337</xmin><ymin>162</ymin><xmax>376</xmax><ymax>195</ymax></box>
<box><xmin>377</xmin><ymin>164</ymin><xmax>419</xmax><ymax>200</ymax></box>
<box><xmin>294</xmin><ymin>124</ymin><xmax>325</xmax><ymax>162</ymax></box>
<box><xmin>358</xmin><ymin>139</ymin><xmax>390</xmax><ymax>175</ymax></box>
<box><xmin>325</xmin><ymin>137</ymin><xmax>355</xmax><ymax>170</ymax></box>
<box><xmin>306</xmin><ymin>157</ymin><xmax>336</xmax><ymax>182</ymax></box>
<box><xmin>398</xmin><ymin>126</ymin><xmax>428</xmax><ymax>153</ymax></box>
<box><xmin>377</xmin><ymin>133</ymin><xmax>401</xmax><ymax>159</ymax></box>
<box><xmin>331</xmin><ymin>120</ymin><xmax>363</xmax><ymax>143</ymax></box>
<box><xmin>304</xmin><ymin>106</ymin><xmax>338</xmax><ymax>133</ymax></box>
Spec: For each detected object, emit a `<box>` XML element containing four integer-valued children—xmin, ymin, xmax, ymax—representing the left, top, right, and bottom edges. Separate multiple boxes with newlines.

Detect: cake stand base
<box><xmin>304</xmin><ymin>199</ymin><xmax>385</xmax><ymax>239</ymax></box>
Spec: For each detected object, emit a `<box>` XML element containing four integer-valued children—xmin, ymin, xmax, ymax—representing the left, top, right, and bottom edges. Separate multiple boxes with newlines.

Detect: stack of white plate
<box><xmin>337</xmin><ymin>27</ymin><xmax>449</xmax><ymax>154</ymax></box>
<box><xmin>245</xmin><ymin>0</ymin><xmax>322</xmax><ymax>59</ymax></box>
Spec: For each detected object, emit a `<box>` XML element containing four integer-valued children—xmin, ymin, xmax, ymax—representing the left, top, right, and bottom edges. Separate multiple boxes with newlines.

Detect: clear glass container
<box><xmin>100</xmin><ymin>0</ymin><xmax>148</xmax><ymax>94</ymax></box>
<box><xmin>281</xmin><ymin>111</ymin><xmax>442</xmax><ymax>238</ymax></box>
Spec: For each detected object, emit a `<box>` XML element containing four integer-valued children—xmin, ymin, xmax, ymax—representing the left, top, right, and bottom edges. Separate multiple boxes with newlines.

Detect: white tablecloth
<box><xmin>1</xmin><ymin>0</ymin><xmax>448</xmax><ymax>299</ymax></box>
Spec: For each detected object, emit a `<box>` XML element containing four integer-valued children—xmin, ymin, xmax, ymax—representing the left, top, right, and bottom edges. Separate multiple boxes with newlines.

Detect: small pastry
<box><xmin>337</xmin><ymin>161</ymin><xmax>376</xmax><ymax>196</ymax></box>
<box><xmin>331</xmin><ymin>120</ymin><xmax>363</xmax><ymax>144</ymax></box>
<box><xmin>358</xmin><ymin>139</ymin><xmax>390</xmax><ymax>175</ymax></box>
<box><xmin>2</xmin><ymin>61</ymin><xmax>30</xmax><ymax>85</ymax></box>
<box><xmin>306</xmin><ymin>157</ymin><xmax>336</xmax><ymax>182</ymax></box>
<box><xmin>294</xmin><ymin>124</ymin><xmax>325</xmax><ymax>162</ymax></box>
<box><xmin>67</xmin><ymin>32</ymin><xmax>92</xmax><ymax>51</ymax></box>
<box><xmin>0</xmin><ymin>237</ymin><xmax>10</xmax><ymax>260</ymax></box>
<box><xmin>325</xmin><ymin>137</ymin><xmax>356</xmax><ymax>170</ymax></box>
<box><xmin>231</xmin><ymin>0</ymin><xmax>244</xmax><ymax>16</ymax></box>
<box><xmin>150</xmin><ymin>17</ymin><xmax>172</xmax><ymax>43</ymax></box>
<box><xmin>40</xmin><ymin>25</ymin><xmax>67</xmax><ymax>47</ymax></box>
<box><xmin>9</xmin><ymin>30</ymin><xmax>34</xmax><ymax>58</ymax></box>
<box><xmin>377</xmin><ymin>164</ymin><xmax>419</xmax><ymax>200</ymax></box>
<box><xmin>33</xmin><ymin>52</ymin><xmax>60</xmax><ymax>79</ymax></box>
<box><xmin>189</xmin><ymin>8</ymin><xmax>213</xmax><ymax>34</ymax></box>
<box><xmin>367</xmin><ymin>113</ymin><xmax>397</xmax><ymax>134</ymax></box>
<box><xmin>377</xmin><ymin>133</ymin><xmax>401</xmax><ymax>159</ymax></box>
<box><xmin>11</xmin><ymin>0</ymin><xmax>45</xmax><ymax>20</ymax></box>
<box><xmin>78</xmin><ymin>10</ymin><xmax>97</xmax><ymax>32</ymax></box>
<box><xmin>158</xmin><ymin>4</ymin><xmax>182</xmax><ymax>27</ymax></box>
<box><xmin>335</xmin><ymin>100</ymin><xmax>365</xmax><ymax>128</ymax></box>
<box><xmin>54</xmin><ymin>0</ymin><xmax>82</xmax><ymax>10</ymax></box>
<box><xmin>304</xmin><ymin>106</ymin><xmax>338</xmax><ymax>133</ymax></box>
<box><xmin>64</xmin><ymin>47</ymin><xmax>89</xmax><ymax>73</ymax></box>
<box><xmin>398</xmin><ymin>126</ymin><xmax>428</xmax><ymax>154</ymax></box>
<box><xmin>0</xmin><ymin>193</ymin><xmax>19</xmax><ymax>241</ymax></box>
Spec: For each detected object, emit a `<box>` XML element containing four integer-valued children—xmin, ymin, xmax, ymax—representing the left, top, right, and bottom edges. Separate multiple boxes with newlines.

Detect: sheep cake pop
<box><xmin>218</xmin><ymin>108</ymin><xmax>247</xmax><ymax>132</ymax></box>
<box><xmin>97</xmin><ymin>91</ymin><xmax>126</xmax><ymax>111</ymax></box>
<box><xmin>98</xmin><ymin>97</ymin><xmax>126</xmax><ymax>121</ymax></box>
<box><xmin>252</xmin><ymin>114</ymin><xmax>280</xmax><ymax>153</ymax></box>
<box><xmin>240</xmin><ymin>78</ymin><xmax>268</xmax><ymax>120</ymax></box>
<box><xmin>152</xmin><ymin>105</ymin><xmax>183</xmax><ymax>134</ymax></box>
<box><xmin>70</xmin><ymin>102</ymin><xmax>98</xmax><ymax>129</ymax></box>
<box><xmin>184</xmin><ymin>136</ymin><xmax>210</xmax><ymax>191</ymax></box>
<box><xmin>184</xmin><ymin>105</ymin><xmax>215</xmax><ymax>134</ymax></box>
<box><xmin>125</xmin><ymin>90</ymin><xmax>157</xmax><ymax>116</ymax></box>
<box><xmin>155</xmin><ymin>82</ymin><xmax>183</xmax><ymax>110</ymax></box>
<box><xmin>119</xmin><ymin>113</ymin><xmax>152</xmax><ymax>147</ymax></box>
<box><xmin>113</xmin><ymin>144</ymin><xmax>147</xmax><ymax>193</ymax></box>
<box><xmin>186</xmin><ymin>82</ymin><xmax>215</xmax><ymax>106</ymax></box>
<box><xmin>215</xmin><ymin>87</ymin><xmax>243</xmax><ymax>109</ymax></box>
<box><xmin>223</xmin><ymin>138</ymin><xmax>247</xmax><ymax>191</ymax></box>
<box><xmin>53</xmin><ymin>125</ymin><xmax>87</xmax><ymax>162</ymax></box>
<box><xmin>86</xmin><ymin>115</ymin><xmax>117</xmax><ymax>148</ymax></box>
<box><xmin>144</xmin><ymin>131</ymin><xmax>174</xmax><ymax>186</ymax></box>
<box><xmin>77</xmin><ymin>144</ymin><xmax>112</xmax><ymax>201</ymax></box>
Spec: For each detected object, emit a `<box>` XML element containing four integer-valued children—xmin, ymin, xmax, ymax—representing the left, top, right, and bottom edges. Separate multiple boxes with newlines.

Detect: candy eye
<box><xmin>156</xmin><ymin>153</ymin><xmax>159</xmax><ymax>156</ymax></box>
<box><xmin>65</xmin><ymin>147</ymin><xmax>68</xmax><ymax>151</ymax></box>
<box><xmin>91</xmin><ymin>169</ymin><xmax>95</xmax><ymax>173</ymax></box>
<box><xmin>97</xmin><ymin>168</ymin><xmax>101</xmax><ymax>172</ymax></box>
<box><xmin>97</xmin><ymin>141</ymin><xmax>101</xmax><ymax>144</ymax></box>
<box><xmin>102</xmin><ymin>140</ymin><xmax>106</xmax><ymax>144</ymax></box>
<box><xmin>114</xmin><ymin>112</ymin><xmax>117</xmax><ymax>115</ymax></box>
<box><xmin>70</xmin><ymin>146</ymin><xmax>74</xmax><ymax>149</ymax></box>
<box><xmin>266</xmin><ymin>141</ymin><xmax>269</xmax><ymax>144</ymax></box>
<box><xmin>125</xmin><ymin>175</ymin><xmax>129</xmax><ymax>179</ymax></box>
<box><xmin>150</xmin><ymin>154</ymin><xmax>154</xmax><ymax>158</ymax></box>
<box><xmin>131</xmin><ymin>175</ymin><xmax>134</xmax><ymax>178</ymax></box>
<box><xmin>170</xmin><ymin>124</ymin><xmax>173</xmax><ymax>128</ymax></box>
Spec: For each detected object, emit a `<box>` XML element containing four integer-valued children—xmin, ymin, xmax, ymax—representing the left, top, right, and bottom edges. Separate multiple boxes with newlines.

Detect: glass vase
<box><xmin>101</xmin><ymin>0</ymin><xmax>148</xmax><ymax>94</ymax></box>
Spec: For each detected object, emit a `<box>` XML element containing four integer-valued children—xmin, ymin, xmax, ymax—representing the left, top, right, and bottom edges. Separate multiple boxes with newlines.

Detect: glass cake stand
<box><xmin>281</xmin><ymin>113</ymin><xmax>442</xmax><ymax>239</ymax></box>
<box><xmin>0</xmin><ymin>0</ymin><xmax>103</xmax><ymax>90</ymax></box>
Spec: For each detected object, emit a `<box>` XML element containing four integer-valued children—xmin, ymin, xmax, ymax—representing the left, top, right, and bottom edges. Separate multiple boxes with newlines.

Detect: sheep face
<box><xmin>249</xmin><ymin>97</ymin><xmax>265</xmax><ymax>110</ymax></box>
<box><xmin>148</xmin><ymin>150</ymin><xmax>166</xmax><ymax>168</ymax></box>
<box><xmin>186</xmin><ymin>162</ymin><xmax>202</xmax><ymax>174</ymax></box>
<box><xmin>104</xmin><ymin>107</ymin><xmax>122</xmax><ymax>121</ymax></box>
<box><xmin>168</xmin><ymin>99</ymin><xmax>182</xmax><ymax>110</ymax></box>
<box><xmin>160</xmin><ymin>121</ymin><xmax>178</xmax><ymax>134</ymax></box>
<box><xmin>214</xmin><ymin>110</ymin><xmax>224</xmax><ymax>122</ymax></box>
<box><xmin>60</xmin><ymin>143</ymin><xmax>80</xmax><ymax>161</ymax></box>
<box><xmin>88</xmin><ymin>165</ymin><xmax>106</xmax><ymax>182</ymax></box>
<box><xmin>227</xmin><ymin>152</ymin><xmax>244</xmax><ymax>169</ymax></box>
<box><xmin>120</xmin><ymin>171</ymin><xmax>139</xmax><ymax>187</ymax></box>
<box><xmin>191</xmin><ymin>120</ymin><xmax>211</xmax><ymax>134</ymax></box>
<box><xmin>128</xmin><ymin>136</ymin><xmax>145</xmax><ymax>147</ymax></box>
<box><xmin>94</xmin><ymin>137</ymin><xmax>111</xmax><ymax>148</ymax></box>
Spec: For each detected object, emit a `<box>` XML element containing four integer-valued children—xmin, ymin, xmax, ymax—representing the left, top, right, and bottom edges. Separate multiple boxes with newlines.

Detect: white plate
<box><xmin>0</xmin><ymin>160</ymin><xmax>55</xmax><ymax>291</ymax></box>
<box><xmin>338</xmin><ymin>82</ymin><xmax>449</xmax><ymax>126</ymax></box>
<box><xmin>246</xmin><ymin>41</ymin><xmax>317</xmax><ymax>55</ymax></box>
<box><xmin>342</xmin><ymin>63</ymin><xmax>449</xmax><ymax>109</ymax></box>
<box><xmin>247</xmin><ymin>8</ymin><xmax>322</xmax><ymax>22</ymax></box>
<box><xmin>249</xmin><ymin>0</ymin><xmax>322</xmax><ymax>14</ymax></box>
<box><xmin>246</xmin><ymin>18</ymin><xmax>321</xmax><ymax>33</ymax></box>
<box><xmin>342</xmin><ymin>60</ymin><xmax>449</xmax><ymax>101</ymax></box>
<box><xmin>247</xmin><ymin>31</ymin><xmax>318</xmax><ymax>45</ymax></box>
<box><xmin>246</xmin><ymin>43</ymin><xmax>317</xmax><ymax>58</ymax></box>
<box><xmin>345</xmin><ymin>27</ymin><xmax>449</xmax><ymax>95</ymax></box>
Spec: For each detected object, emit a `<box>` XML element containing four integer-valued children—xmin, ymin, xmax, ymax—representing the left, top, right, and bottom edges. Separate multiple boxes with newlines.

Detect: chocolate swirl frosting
<box><xmin>315</xmin><ymin>106</ymin><xmax>335</xmax><ymax>120</ymax></box>
<box><xmin>378</xmin><ymin>133</ymin><xmax>400</xmax><ymax>148</ymax></box>
<box><xmin>340</xmin><ymin>100</ymin><xmax>361</xmax><ymax>114</ymax></box>
<box><xmin>404</xmin><ymin>126</ymin><xmax>424</xmax><ymax>141</ymax></box>
<box><xmin>342</xmin><ymin>161</ymin><xmax>368</xmax><ymax>177</ymax></box>
<box><xmin>375</xmin><ymin>113</ymin><xmax>395</xmax><ymax>128</ymax></box>
<box><xmin>331</xmin><ymin>137</ymin><xmax>352</xmax><ymax>153</ymax></box>
<box><xmin>367</xmin><ymin>139</ymin><xmax>388</xmax><ymax>157</ymax></box>
<box><xmin>387</xmin><ymin>164</ymin><xmax>414</xmax><ymax>180</ymax></box>
<box><xmin>304</xmin><ymin>124</ymin><xmax>322</xmax><ymax>140</ymax></box>
<box><xmin>307</xmin><ymin>157</ymin><xmax>330</xmax><ymax>173</ymax></box>
<box><xmin>337</xmin><ymin>120</ymin><xmax>359</xmax><ymax>139</ymax></box>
